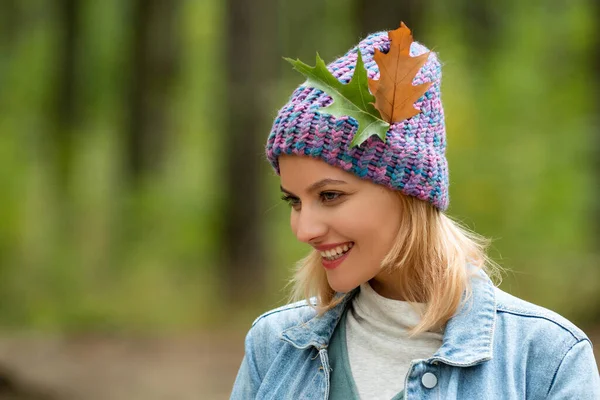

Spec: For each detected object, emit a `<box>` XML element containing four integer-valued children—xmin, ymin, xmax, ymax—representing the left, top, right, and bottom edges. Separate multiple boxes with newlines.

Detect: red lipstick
<box><xmin>321</xmin><ymin>248</ymin><xmax>352</xmax><ymax>270</ymax></box>
<box><xmin>314</xmin><ymin>241</ymin><xmax>353</xmax><ymax>251</ymax></box>
<box><xmin>318</xmin><ymin>243</ymin><xmax>354</xmax><ymax>270</ymax></box>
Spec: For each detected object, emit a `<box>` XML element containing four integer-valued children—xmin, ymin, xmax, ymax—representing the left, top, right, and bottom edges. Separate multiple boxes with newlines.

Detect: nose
<box><xmin>292</xmin><ymin>207</ymin><xmax>328</xmax><ymax>244</ymax></box>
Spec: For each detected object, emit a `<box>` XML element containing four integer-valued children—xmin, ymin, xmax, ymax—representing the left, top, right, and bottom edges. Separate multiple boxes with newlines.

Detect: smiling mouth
<box><xmin>320</xmin><ymin>242</ymin><xmax>354</xmax><ymax>261</ymax></box>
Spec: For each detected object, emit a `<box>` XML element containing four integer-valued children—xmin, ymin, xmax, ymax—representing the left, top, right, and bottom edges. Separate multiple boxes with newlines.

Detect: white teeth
<box><xmin>319</xmin><ymin>242</ymin><xmax>354</xmax><ymax>260</ymax></box>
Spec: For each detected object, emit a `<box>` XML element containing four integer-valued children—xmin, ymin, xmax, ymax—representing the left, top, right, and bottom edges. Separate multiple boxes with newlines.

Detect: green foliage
<box><xmin>0</xmin><ymin>0</ymin><xmax>598</xmax><ymax>332</ymax></box>
<box><xmin>285</xmin><ymin>51</ymin><xmax>390</xmax><ymax>147</ymax></box>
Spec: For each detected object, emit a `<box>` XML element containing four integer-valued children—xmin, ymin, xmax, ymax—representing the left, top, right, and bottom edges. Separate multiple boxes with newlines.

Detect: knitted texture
<box><xmin>265</xmin><ymin>31</ymin><xmax>449</xmax><ymax>210</ymax></box>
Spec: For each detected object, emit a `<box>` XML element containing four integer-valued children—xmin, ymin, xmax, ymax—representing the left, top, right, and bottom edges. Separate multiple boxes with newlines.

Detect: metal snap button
<box><xmin>421</xmin><ymin>372</ymin><xmax>438</xmax><ymax>389</ymax></box>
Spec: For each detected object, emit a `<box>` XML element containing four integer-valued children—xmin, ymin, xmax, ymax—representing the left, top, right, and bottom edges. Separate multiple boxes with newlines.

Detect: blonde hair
<box><xmin>288</xmin><ymin>191</ymin><xmax>502</xmax><ymax>335</ymax></box>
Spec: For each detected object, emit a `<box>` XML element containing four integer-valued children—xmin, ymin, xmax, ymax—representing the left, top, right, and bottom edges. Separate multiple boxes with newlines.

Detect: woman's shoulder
<box><xmin>491</xmin><ymin>287</ymin><xmax>599</xmax><ymax>397</ymax></box>
<box><xmin>240</xmin><ymin>299</ymin><xmax>319</xmax><ymax>376</ymax></box>
<box><xmin>494</xmin><ymin>287</ymin><xmax>589</xmax><ymax>343</ymax></box>
<box><xmin>247</xmin><ymin>298</ymin><xmax>318</xmax><ymax>340</ymax></box>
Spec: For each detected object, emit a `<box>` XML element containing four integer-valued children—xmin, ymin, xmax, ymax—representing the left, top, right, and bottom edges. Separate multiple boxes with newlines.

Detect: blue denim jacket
<box><xmin>231</xmin><ymin>272</ymin><xmax>600</xmax><ymax>399</ymax></box>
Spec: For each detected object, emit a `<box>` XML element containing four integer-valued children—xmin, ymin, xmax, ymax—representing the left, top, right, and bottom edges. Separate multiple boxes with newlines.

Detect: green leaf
<box><xmin>284</xmin><ymin>51</ymin><xmax>390</xmax><ymax>148</ymax></box>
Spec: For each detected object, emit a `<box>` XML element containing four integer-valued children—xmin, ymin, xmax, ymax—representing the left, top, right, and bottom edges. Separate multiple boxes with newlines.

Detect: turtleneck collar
<box><xmin>280</xmin><ymin>269</ymin><xmax>497</xmax><ymax>367</ymax></box>
<box><xmin>351</xmin><ymin>281</ymin><xmax>442</xmax><ymax>339</ymax></box>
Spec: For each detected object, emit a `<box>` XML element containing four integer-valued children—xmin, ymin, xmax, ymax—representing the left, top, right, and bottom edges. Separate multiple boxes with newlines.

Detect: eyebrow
<box><xmin>280</xmin><ymin>179</ymin><xmax>348</xmax><ymax>195</ymax></box>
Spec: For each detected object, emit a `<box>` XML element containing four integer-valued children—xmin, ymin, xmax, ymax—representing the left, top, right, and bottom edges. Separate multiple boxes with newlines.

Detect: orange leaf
<box><xmin>368</xmin><ymin>22</ymin><xmax>433</xmax><ymax>123</ymax></box>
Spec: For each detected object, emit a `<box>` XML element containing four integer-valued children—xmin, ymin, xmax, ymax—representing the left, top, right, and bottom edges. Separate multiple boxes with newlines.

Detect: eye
<box><xmin>281</xmin><ymin>194</ymin><xmax>300</xmax><ymax>209</ymax></box>
<box><xmin>320</xmin><ymin>191</ymin><xmax>343</xmax><ymax>202</ymax></box>
<box><xmin>280</xmin><ymin>192</ymin><xmax>343</xmax><ymax>209</ymax></box>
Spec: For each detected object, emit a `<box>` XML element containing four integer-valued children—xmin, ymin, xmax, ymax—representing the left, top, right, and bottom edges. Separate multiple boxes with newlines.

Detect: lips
<box><xmin>320</xmin><ymin>242</ymin><xmax>353</xmax><ymax>260</ymax></box>
<box><xmin>321</xmin><ymin>246</ymin><xmax>352</xmax><ymax>270</ymax></box>
<box><xmin>314</xmin><ymin>241</ymin><xmax>354</xmax><ymax>252</ymax></box>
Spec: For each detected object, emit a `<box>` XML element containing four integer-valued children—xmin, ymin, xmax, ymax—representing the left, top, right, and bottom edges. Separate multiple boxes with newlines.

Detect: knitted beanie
<box><xmin>265</xmin><ymin>30</ymin><xmax>449</xmax><ymax>210</ymax></box>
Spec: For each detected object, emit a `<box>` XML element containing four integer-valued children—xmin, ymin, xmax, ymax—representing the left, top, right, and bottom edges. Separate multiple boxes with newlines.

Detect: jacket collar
<box><xmin>280</xmin><ymin>269</ymin><xmax>496</xmax><ymax>366</ymax></box>
<box><xmin>280</xmin><ymin>289</ymin><xmax>357</xmax><ymax>350</ymax></box>
<box><xmin>431</xmin><ymin>270</ymin><xmax>496</xmax><ymax>366</ymax></box>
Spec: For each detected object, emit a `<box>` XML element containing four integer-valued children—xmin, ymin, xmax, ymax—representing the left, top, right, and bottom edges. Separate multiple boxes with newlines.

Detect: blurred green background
<box><xmin>0</xmin><ymin>0</ymin><xmax>598</xmax><ymax>398</ymax></box>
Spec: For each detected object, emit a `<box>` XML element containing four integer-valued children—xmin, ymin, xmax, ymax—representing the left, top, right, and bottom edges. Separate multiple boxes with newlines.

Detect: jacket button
<box><xmin>421</xmin><ymin>372</ymin><xmax>438</xmax><ymax>389</ymax></box>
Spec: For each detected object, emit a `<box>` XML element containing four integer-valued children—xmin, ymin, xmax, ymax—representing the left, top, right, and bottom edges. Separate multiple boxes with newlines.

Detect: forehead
<box><xmin>279</xmin><ymin>155</ymin><xmax>357</xmax><ymax>186</ymax></box>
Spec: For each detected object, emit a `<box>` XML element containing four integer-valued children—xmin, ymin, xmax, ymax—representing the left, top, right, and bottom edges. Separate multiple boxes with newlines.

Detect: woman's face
<box><xmin>279</xmin><ymin>155</ymin><xmax>403</xmax><ymax>293</ymax></box>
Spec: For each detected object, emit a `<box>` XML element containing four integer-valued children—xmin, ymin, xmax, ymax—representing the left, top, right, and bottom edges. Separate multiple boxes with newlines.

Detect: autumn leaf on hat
<box><xmin>285</xmin><ymin>22</ymin><xmax>431</xmax><ymax>148</ymax></box>
<box><xmin>368</xmin><ymin>22</ymin><xmax>432</xmax><ymax>124</ymax></box>
<box><xmin>284</xmin><ymin>51</ymin><xmax>389</xmax><ymax>148</ymax></box>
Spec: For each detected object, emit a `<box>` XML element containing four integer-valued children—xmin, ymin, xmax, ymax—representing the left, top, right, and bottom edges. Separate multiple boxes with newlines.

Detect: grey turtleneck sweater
<box><xmin>345</xmin><ymin>282</ymin><xmax>444</xmax><ymax>399</ymax></box>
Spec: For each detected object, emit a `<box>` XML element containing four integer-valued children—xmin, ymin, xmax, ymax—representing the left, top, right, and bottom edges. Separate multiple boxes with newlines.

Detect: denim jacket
<box><xmin>231</xmin><ymin>272</ymin><xmax>600</xmax><ymax>399</ymax></box>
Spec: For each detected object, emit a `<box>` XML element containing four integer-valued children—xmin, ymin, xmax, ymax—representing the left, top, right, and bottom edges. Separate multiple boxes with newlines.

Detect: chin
<box><xmin>326</xmin><ymin>277</ymin><xmax>360</xmax><ymax>294</ymax></box>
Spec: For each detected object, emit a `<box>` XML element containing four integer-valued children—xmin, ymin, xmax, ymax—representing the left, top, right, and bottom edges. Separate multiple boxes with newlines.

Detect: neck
<box><xmin>368</xmin><ymin>277</ymin><xmax>427</xmax><ymax>303</ymax></box>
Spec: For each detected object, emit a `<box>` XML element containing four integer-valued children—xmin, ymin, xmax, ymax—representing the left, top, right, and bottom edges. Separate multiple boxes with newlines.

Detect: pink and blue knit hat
<box><xmin>265</xmin><ymin>30</ymin><xmax>449</xmax><ymax>210</ymax></box>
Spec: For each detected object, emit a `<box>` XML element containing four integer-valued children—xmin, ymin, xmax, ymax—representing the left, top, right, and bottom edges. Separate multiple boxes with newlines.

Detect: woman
<box><xmin>230</xmin><ymin>23</ymin><xmax>600</xmax><ymax>399</ymax></box>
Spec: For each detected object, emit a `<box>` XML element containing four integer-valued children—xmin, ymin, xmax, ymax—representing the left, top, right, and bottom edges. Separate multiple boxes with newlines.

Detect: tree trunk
<box><xmin>356</xmin><ymin>0</ymin><xmax>425</xmax><ymax>38</ymax></box>
<box><xmin>52</xmin><ymin>0</ymin><xmax>79</xmax><ymax>196</ymax></box>
<box><xmin>0</xmin><ymin>0</ymin><xmax>19</xmax><ymax>51</ymax></box>
<box><xmin>594</xmin><ymin>1</ymin><xmax>600</xmax><ymax>250</ymax></box>
<box><xmin>126</xmin><ymin>0</ymin><xmax>180</xmax><ymax>181</ymax></box>
<box><xmin>222</xmin><ymin>0</ymin><xmax>278</xmax><ymax>303</ymax></box>
<box><xmin>460</xmin><ymin>0</ymin><xmax>500</xmax><ymax>63</ymax></box>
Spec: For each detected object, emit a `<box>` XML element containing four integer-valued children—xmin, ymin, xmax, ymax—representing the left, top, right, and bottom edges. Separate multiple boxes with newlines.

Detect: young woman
<box><xmin>230</xmin><ymin>24</ymin><xmax>600</xmax><ymax>399</ymax></box>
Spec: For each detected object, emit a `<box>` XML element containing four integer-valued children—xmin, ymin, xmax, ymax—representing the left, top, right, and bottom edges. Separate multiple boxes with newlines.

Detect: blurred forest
<box><xmin>0</xmin><ymin>0</ymin><xmax>598</xmax><ymax>398</ymax></box>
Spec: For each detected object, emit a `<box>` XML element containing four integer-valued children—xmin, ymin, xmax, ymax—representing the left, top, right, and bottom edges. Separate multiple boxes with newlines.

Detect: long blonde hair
<box><xmin>288</xmin><ymin>191</ymin><xmax>502</xmax><ymax>335</ymax></box>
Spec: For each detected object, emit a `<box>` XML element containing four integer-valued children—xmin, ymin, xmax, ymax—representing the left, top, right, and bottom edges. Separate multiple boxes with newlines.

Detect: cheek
<box><xmin>347</xmin><ymin>201</ymin><xmax>389</xmax><ymax>232</ymax></box>
<box><xmin>290</xmin><ymin>213</ymin><xmax>298</xmax><ymax>235</ymax></box>
<box><xmin>352</xmin><ymin>201</ymin><xmax>400</xmax><ymax>247</ymax></box>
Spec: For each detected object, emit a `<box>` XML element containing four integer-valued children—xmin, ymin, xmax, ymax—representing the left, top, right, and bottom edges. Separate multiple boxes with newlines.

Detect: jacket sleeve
<box><xmin>230</xmin><ymin>327</ymin><xmax>262</xmax><ymax>399</ymax></box>
<box><xmin>546</xmin><ymin>339</ymin><xmax>600</xmax><ymax>399</ymax></box>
